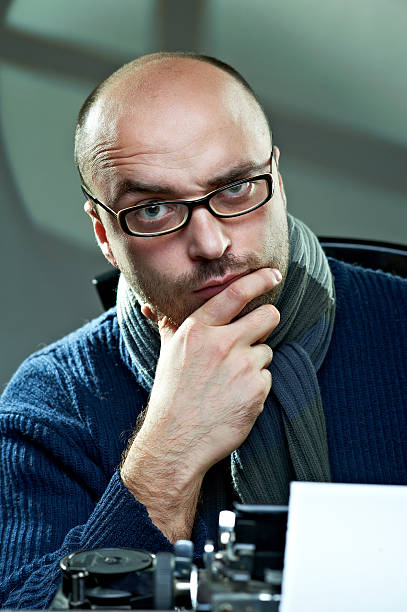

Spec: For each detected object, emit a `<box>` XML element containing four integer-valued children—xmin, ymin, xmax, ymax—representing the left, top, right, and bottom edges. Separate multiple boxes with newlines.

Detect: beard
<box><xmin>121</xmin><ymin>222</ymin><xmax>289</xmax><ymax>328</ymax></box>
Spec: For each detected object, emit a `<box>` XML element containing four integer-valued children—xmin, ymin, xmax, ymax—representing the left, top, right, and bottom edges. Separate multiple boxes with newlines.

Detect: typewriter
<box><xmin>51</xmin><ymin>504</ymin><xmax>288</xmax><ymax>612</ymax></box>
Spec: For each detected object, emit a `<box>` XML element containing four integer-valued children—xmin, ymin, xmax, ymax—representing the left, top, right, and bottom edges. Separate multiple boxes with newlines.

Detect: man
<box><xmin>1</xmin><ymin>52</ymin><xmax>406</xmax><ymax>609</ymax></box>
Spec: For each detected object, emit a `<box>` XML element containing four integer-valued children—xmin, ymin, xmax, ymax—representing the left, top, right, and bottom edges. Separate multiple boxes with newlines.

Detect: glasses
<box><xmin>81</xmin><ymin>157</ymin><xmax>274</xmax><ymax>238</ymax></box>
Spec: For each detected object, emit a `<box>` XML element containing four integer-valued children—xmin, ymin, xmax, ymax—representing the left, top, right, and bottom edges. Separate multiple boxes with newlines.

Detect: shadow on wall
<box><xmin>1</xmin><ymin>156</ymin><xmax>107</xmax><ymax>391</ymax></box>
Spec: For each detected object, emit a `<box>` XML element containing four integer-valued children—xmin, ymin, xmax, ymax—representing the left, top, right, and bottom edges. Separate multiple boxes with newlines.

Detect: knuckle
<box><xmin>272</xmin><ymin>305</ymin><xmax>281</xmax><ymax>325</ymax></box>
<box><xmin>261</xmin><ymin>369</ymin><xmax>272</xmax><ymax>393</ymax></box>
<box><xmin>181</xmin><ymin>318</ymin><xmax>207</xmax><ymax>346</ymax></box>
<box><xmin>182</xmin><ymin>317</ymin><xmax>203</xmax><ymax>336</ymax></box>
<box><xmin>216</xmin><ymin>340</ymin><xmax>232</xmax><ymax>360</ymax></box>
<box><xmin>200</xmin><ymin>298</ymin><xmax>221</xmax><ymax>320</ymax></box>
<box><xmin>227</xmin><ymin>283</ymin><xmax>249</xmax><ymax>303</ymax></box>
<box><xmin>238</xmin><ymin>354</ymin><xmax>252</xmax><ymax>373</ymax></box>
<box><xmin>182</xmin><ymin>317</ymin><xmax>236</xmax><ymax>358</ymax></box>
<box><xmin>256</xmin><ymin>303</ymin><xmax>274</xmax><ymax>317</ymax></box>
<box><xmin>257</xmin><ymin>303</ymin><xmax>279</xmax><ymax>324</ymax></box>
<box><xmin>253</xmin><ymin>379</ymin><xmax>268</xmax><ymax>404</ymax></box>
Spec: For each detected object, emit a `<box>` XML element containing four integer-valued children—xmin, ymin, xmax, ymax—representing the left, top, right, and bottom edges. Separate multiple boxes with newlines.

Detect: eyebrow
<box><xmin>206</xmin><ymin>161</ymin><xmax>269</xmax><ymax>190</ymax></box>
<box><xmin>110</xmin><ymin>160</ymin><xmax>269</xmax><ymax>208</ymax></box>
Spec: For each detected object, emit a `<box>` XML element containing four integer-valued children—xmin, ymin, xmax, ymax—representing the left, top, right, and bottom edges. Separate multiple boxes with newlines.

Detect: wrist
<box><xmin>120</xmin><ymin>432</ymin><xmax>203</xmax><ymax>543</ymax></box>
<box><xmin>120</xmin><ymin>428</ymin><xmax>204</xmax><ymax>508</ymax></box>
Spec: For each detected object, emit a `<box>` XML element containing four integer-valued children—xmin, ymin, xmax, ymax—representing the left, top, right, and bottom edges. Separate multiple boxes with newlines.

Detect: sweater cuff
<box><xmin>80</xmin><ymin>470</ymin><xmax>209</xmax><ymax>559</ymax></box>
<box><xmin>80</xmin><ymin>469</ymin><xmax>173</xmax><ymax>553</ymax></box>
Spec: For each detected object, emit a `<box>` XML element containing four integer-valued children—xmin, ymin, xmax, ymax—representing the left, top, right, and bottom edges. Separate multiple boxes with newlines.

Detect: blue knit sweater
<box><xmin>1</xmin><ymin>258</ymin><xmax>406</xmax><ymax>609</ymax></box>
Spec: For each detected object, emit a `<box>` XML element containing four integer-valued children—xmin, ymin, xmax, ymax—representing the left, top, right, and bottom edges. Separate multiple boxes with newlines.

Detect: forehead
<box><xmin>84</xmin><ymin>61</ymin><xmax>270</xmax><ymax>195</ymax></box>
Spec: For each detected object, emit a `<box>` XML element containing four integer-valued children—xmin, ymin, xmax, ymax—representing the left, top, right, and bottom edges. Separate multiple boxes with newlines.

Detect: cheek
<box><xmin>118</xmin><ymin>234</ymin><xmax>188</xmax><ymax>282</ymax></box>
<box><xmin>244</xmin><ymin>202</ymin><xmax>288</xmax><ymax>266</ymax></box>
<box><xmin>233</xmin><ymin>206</ymin><xmax>274</xmax><ymax>249</ymax></box>
<box><xmin>102</xmin><ymin>221</ymin><xmax>143</xmax><ymax>272</ymax></box>
<box><xmin>263</xmin><ymin>197</ymin><xmax>287</xmax><ymax>233</ymax></box>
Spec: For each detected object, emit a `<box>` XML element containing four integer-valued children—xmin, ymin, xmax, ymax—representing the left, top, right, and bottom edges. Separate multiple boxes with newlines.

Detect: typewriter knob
<box><xmin>154</xmin><ymin>552</ymin><xmax>175</xmax><ymax>610</ymax></box>
<box><xmin>174</xmin><ymin>539</ymin><xmax>193</xmax><ymax>578</ymax></box>
<box><xmin>218</xmin><ymin>510</ymin><xmax>236</xmax><ymax>549</ymax></box>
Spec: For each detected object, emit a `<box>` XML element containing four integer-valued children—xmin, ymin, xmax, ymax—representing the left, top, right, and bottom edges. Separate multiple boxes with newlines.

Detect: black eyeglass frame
<box><xmin>81</xmin><ymin>157</ymin><xmax>274</xmax><ymax>238</ymax></box>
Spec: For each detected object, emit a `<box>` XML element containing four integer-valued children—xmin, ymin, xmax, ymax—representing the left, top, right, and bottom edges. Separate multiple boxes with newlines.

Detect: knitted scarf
<box><xmin>117</xmin><ymin>213</ymin><xmax>335</xmax><ymax>511</ymax></box>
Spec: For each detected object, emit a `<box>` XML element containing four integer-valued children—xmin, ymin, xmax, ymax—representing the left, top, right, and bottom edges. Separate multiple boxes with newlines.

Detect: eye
<box><xmin>124</xmin><ymin>202</ymin><xmax>187</xmax><ymax>234</ymax></box>
<box><xmin>227</xmin><ymin>184</ymin><xmax>245</xmax><ymax>194</ymax></box>
<box><xmin>222</xmin><ymin>181</ymin><xmax>252</xmax><ymax>199</ymax></box>
<box><xmin>138</xmin><ymin>204</ymin><xmax>168</xmax><ymax>220</ymax></box>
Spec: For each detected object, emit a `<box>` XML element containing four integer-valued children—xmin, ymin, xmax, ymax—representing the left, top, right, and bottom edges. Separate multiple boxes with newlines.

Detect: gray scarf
<box><xmin>117</xmin><ymin>214</ymin><xmax>335</xmax><ymax>510</ymax></box>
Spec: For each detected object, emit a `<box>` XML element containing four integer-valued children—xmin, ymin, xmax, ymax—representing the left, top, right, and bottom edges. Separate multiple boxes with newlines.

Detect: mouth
<box><xmin>193</xmin><ymin>271</ymin><xmax>249</xmax><ymax>299</ymax></box>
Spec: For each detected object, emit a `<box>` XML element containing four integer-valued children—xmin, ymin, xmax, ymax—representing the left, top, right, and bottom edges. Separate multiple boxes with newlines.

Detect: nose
<box><xmin>185</xmin><ymin>207</ymin><xmax>231</xmax><ymax>261</ymax></box>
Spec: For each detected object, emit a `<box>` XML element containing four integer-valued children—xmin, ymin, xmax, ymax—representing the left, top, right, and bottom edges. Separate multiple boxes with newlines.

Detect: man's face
<box><xmin>86</xmin><ymin>61</ymin><xmax>289</xmax><ymax>326</ymax></box>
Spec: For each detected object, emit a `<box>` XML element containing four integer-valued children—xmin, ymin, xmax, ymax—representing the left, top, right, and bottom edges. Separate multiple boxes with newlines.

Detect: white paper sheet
<box><xmin>281</xmin><ymin>482</ymin><xmax>407</xmax><ymax>612</ymax></box>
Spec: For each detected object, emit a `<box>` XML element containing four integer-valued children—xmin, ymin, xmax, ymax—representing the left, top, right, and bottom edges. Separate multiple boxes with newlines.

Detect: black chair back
<box><xmin>319</xmin><ymin>237</ymin><xmax>407</xmax><ymax>278</ymax></box>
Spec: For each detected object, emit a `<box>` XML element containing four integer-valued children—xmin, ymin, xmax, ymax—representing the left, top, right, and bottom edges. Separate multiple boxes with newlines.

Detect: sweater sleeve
<box><xmin>0</xmin><ymin>352</ymin><xmax>207</xmax><ymax>609</ymax></box>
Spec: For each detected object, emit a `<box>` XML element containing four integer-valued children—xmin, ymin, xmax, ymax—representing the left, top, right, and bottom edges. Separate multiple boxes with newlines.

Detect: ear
<box><xmin>273</xmin><ymin>145</ymin><xmax>287</xmax><ymax>209</ymax></box>
<box><xmin>84</xmin><ymin>201</ymin><xmax>118</xmax><ymax>268</ymax></box>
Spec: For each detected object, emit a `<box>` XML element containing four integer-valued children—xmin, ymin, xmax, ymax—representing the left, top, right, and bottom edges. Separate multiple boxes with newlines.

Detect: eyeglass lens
<box><xmin>123</xmin><ymin>177</ymin><xmax>269</xmax><ymax>236</ymax></box>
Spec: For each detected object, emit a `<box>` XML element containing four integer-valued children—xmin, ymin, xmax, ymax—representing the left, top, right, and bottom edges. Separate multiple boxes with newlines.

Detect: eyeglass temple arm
<box><xmin>81</xmin><ymin>186</ymin><xmax>118</xmax><ymax>220</ymax></box>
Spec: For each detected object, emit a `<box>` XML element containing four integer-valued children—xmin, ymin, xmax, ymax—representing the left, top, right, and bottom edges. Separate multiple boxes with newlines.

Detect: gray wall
<box><xmin>1</xmin><ymin>0</ymin><xmax>406</xmax><ymax>390</ymax></box>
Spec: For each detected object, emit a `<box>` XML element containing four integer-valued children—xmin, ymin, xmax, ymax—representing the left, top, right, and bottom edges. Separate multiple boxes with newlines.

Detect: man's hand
<box><xmin>121</xmin><ymin>268</ymin><xmax>281</xmax><ymax>542</ymax></box>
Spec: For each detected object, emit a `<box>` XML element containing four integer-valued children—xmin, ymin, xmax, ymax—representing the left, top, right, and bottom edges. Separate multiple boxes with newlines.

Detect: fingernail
<box><xmin>271</xmin><ymin>268</ymin><xmax>282</xmax><ymax>283</ymax></box>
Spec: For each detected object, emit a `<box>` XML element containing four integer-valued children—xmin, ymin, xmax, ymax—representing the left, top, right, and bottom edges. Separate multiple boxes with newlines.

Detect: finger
<box><xmin>231</xmin><ymin>303</ymin><xmax>280</xmax><ymax>345</ymax></box>
<box><xmin>193</xmin><ymin>268</ymin><xmax>282</xmax><ymax>326</ymax></box>
<box><xmin>250</xmin><ymin>344</ymin><xmax>274</xmax><ymax>370</ymax></box>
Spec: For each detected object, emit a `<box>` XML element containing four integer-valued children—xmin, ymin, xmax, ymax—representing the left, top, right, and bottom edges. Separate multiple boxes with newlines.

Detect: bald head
<box><xmin>74</xmin><ymin>52</ymin><xmax>270</xmax><ymax>190</ymax></box>
<box><xmin>77</xmin><ymin>53</ymin><xmax>287</xmax><ymax>328</ymax></box>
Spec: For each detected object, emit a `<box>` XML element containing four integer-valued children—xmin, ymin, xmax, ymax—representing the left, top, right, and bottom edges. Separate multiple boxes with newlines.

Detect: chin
<box><xmin>231</xmin><ymin>283</ymin><xmax>283</xmax><ymax>322</ymax></box>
